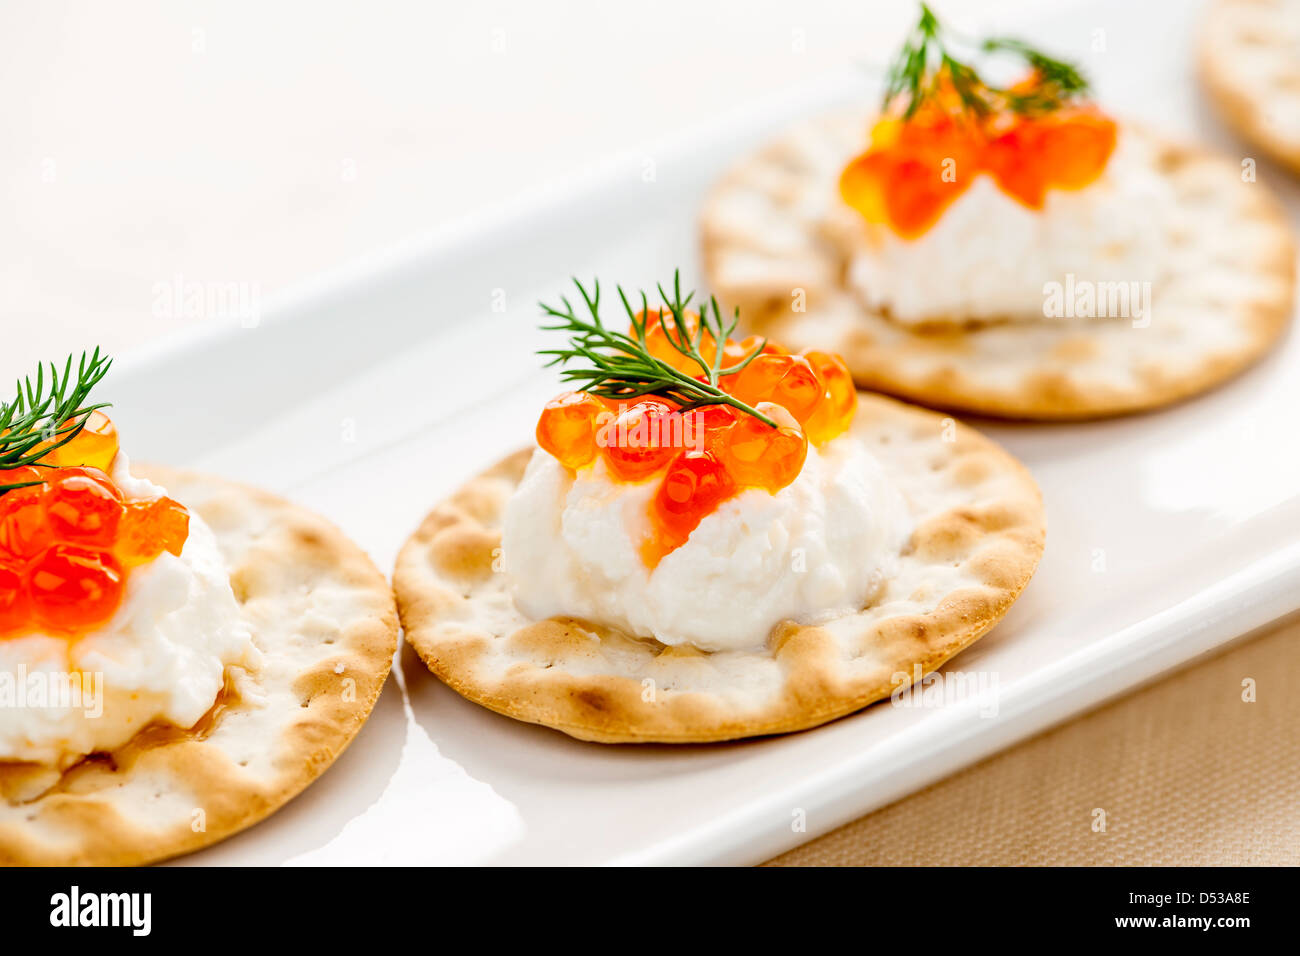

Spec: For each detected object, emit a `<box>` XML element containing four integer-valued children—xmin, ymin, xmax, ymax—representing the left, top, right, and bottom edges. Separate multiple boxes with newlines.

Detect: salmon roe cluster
<box><xmin>536</xmin><ymin>311</ymin><xmax>857</xmax><ymax>567</ymax></box>
<box><xmin>839</xmin><ymin>73</ymin><xmax>1117</xmax><ymax>238</ymax></box>
<box><xmin>0</xmin><ymin>412</ymin><xmax>190</xmax><ymax>640</ymax></box>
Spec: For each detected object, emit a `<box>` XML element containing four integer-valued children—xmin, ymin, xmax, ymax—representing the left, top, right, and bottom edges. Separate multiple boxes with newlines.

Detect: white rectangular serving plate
<box><xmin>117</xmin><ymin>0</ymin><xmax>1300</xmax><ymax>865</ymax></box>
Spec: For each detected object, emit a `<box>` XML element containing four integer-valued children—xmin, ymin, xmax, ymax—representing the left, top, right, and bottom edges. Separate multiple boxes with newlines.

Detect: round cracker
<box><xmin>700</xmin><ymin>112</ymin><xmax>1296</xmax><ymax>419</ymax></box>
<box><xmin>394</xmin><ymin>395</ymin><xmax>1044</xmax><ymax>744</ymax></box>
<box><xmin>1201</xmin><ymin>0</ymin><xmax>1300</xmax><ymax>176</ymax></box>
<box><xmin>0</xmin><ymin>466</ymin><xmax>398</xmax><ymax>865</ymax></box>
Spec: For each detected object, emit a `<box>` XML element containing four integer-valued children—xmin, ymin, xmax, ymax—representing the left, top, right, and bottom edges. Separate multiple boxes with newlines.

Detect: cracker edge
<box><xmin>1199</xmin><ymin>0</ymin><xmax>1300</xmax><ymax>177</ymax></box>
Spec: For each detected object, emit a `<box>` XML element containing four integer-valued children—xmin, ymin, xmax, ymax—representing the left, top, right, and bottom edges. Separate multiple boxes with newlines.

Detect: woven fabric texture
<box><xmin>767</xmin><ymin>618</ymin><xmax>1300</xmax><ymax>866</ymax></box>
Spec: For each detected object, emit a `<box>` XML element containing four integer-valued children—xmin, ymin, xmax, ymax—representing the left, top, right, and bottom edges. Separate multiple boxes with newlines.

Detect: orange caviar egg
<box><xmin>43</xmin><ymin>466</ymin><xmax>124</xmax><ymax>549</ymax></box>
<box><xmin>536</xmin><ymin>391</ymin><xmax>605</xmax><ymax>470</ymax></box>
<box><xmin>38</xmin><ymin>410</ymin><xmax>120</xmax><ymax>472</ymax></box>
<box><xmin>601</xmin><ymin>400</ymin><xmax>681</xmax><ymax>481</ymax></box>
<box><xmin>982</xmin><ymin>108</ymin><xmax>1117</xmax><ymax>208</ymax></box>
<box><xmin>721</xmin><ymin>334</ymin><xmax>785</xmax><ymax>368</ymax></box>
<box><xmin>28</xmin><ymin>544</ymin><xmax>124</xmax><ymax>635</ymax></box>
<box><xmin>0</xmin><ymin>412</ymin><xmax>191</xmax><ymax>640</ymax></box>
<box><xmin>716</xmin><ymin>402</ymin><xmax>808</xmax><ymax>494</ymax></box>
<box><xmin>0</xmin><ymin>559</ymin><xmax>27</xmax><ymax>632</ymax></box>
<box><xmin>981</xmin><ymin>114</ymin><xmax>1049</xmax><ymax>208</ymax></box>
<box><xmin>116</xmin><ymin>496</ymin><xmax>190</xmax><ymax>566</ymax></box>
<box><xmin>681</xmin><ymin>403</ymin><xmax>738</xmax><ymax>454</ymax></box>
<box><xmin>640</xmin><ymin>309</ymin><xmax>718</xmax><ymax>374</ymax></box>
<box><xmin>841</xmin><ymin>108</ymin><xmax>982</xmax><ymax>238</ymax></box>
<box><xmin>1035</xmin><ymin>108</ymin><xmax>1118</xmax><ymax>191</ymax></box>
<box><xmin>801</xmin><ymin>351</ymin><xmax>858</xmax><ymax>445</ymax></box>
<box><xmin>0</xmin><ymin>464</ymin><xmax>46</xmax><ymax>491</ymax></box>
<box><xmin>0</xmin><ymin>468</ymin><xmax>53</xmax><ymax>560</ymax></box>
<box><xmin>840</xmin><ymin>79</ymin><xmax>1116</xmax><ymax>236</ymax></box>
<box><xmin>596</xmin><ymin>393</ymin><xmax>676</xmax><ymax>421</ymax></box>
<box><xmin>725</xmin><ymin>353</ymin><xmax>824</xmax><ymax>425</ymax></box>
<box><xmin>646</xmin><ymin>449</ymin><xmax>737</xmax><ymax>565</ymax></box>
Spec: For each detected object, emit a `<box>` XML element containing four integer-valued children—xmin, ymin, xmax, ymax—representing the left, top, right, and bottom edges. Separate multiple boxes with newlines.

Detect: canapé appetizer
<box><xmin>395</xmin><ymin>279</ymin><xmax>1044</xmax><ymax>742</ymax></box>
<box><xmin>0</xmin><ymin>351</ymin><xmax>398</xmax><ymax>864</ymax></box>
<box><xmin>702</xmin><ymin>5</ymin><xmax>1295</xmax><ymax>418</ymax></box>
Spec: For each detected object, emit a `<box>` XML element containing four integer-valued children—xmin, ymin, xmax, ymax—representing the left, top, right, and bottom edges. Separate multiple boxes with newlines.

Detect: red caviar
<box><xmin>43</xmin><ymin>467</ymin><xmax>125</xmax><ymax>549</ymax></box>
<box><xmin>0</xmin><ymin>559</ymin><xmax>27</xmax><ymax>632</ymax></box>
<box><xmin>802</xmin><ymin>351</ymin><xmax>858</xmax><ymax>445</ymax></box>
<box><xmin>602</xmin><ymin>400</ymin><xmax>681</xmax><ymax>481</ymax></box>
<box><xmin>536</xmin><ymin>391</ymin><xmax>605</xmax><ymax>470</ymax></box>
<box><xmin>725</xmin><ymin>353</ymin><xmax>824</xmax><ymax>425</ymax></box>
<box><xmin>535</xmin><ymin>330</ymin><xmax>858</xmax><ymax>568</ymax></box>
<box><xmin>36</xmin><ymin>410</ymin><xmax>119</xmax><ymax>472</ymax></box>
<box><xmin>643</xmin><ymin>309</ymin><xmax>718</xmax><ymax>373</ymax></box>
<box><xmin>642</xmin><ymin>312</ymin><xmax>789</xmax><ymax>375</ymax></box>
<box><xmin>646</xmin><ymin>449</ymin><xmax>736</xmax><ymax>566</ymax></box>
<box><xmin>28</xmin><ymin>545</ymin><xmax>125</xmax><ymax>634</ymax></box>
<box><xmin>716</xmin><ymin>402</ymin><xmax>808</xmax><ymax>493</ymax></box>
<box><xmin>840</xmin><ymin>75</ymin><xmax>1117</xmax><ymax>238</ymax></box>
<box><xmin>0</xmin><ymin>414</ymin><xmax>190</xmax><ymax>640</ymax></box>
<box><xmin>116</xmin><ymin>496</ymin><xmax>190</xmax><ymax>567</ymax></box>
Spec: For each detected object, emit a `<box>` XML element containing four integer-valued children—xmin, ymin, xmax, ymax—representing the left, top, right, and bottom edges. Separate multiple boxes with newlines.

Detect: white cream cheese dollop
<box><xmin>0</xmin><ymin>454</ymin><xmax>257</xmax><ymax>766</ymax></box>
<box><xmin>842</xmin><ymin>130</ymin><xmax>1177</xmax><ymax>326</ymax></box>
<box><xmin>502</xmin><ymin>437</ymin><xmax>911</xmax><ymax>652</ymax></box>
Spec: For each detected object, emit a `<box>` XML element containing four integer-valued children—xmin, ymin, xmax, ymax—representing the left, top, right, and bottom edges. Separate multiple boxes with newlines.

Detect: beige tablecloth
<box><xmin>767</xmin><ymin>616</ymin><xmax>1300</xmax><ymax>866</ymax></box>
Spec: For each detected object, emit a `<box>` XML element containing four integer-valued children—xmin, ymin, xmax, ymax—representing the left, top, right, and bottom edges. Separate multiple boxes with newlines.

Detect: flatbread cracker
<box><xmin>1202</xmin><ymin>0</ymin><xmax>1300</xmax><ymax>175</ymax></box>
<box><xmin>394</xmin><ymin>394</ymin><xmax>1044</xmax><ymax>743</ymax></box>
<box><xmin>0</xmin><ymin>466</ymin><xmax>398</xmax><ymax>865</ymax></box>
<box><xmin>701</xmin><ymin>112</ymin><xmax>1296</xmax><ymax>419</ymax></box>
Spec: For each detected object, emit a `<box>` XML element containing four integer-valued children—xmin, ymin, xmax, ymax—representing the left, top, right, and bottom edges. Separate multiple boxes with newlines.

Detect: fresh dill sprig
<box><xmin>883</xmin><ymin>3</ymin><xmax>1090</xmax><ymax>119</ymax></box>
<box><xmin>538</xmin><ymin>273</ymin><xmax>777</xmax><ymax>428</ymax></box>
<box><xmin>981</xmin><ymin>36</ymin><xmax>1090</xmax><ymax>112</ymax></box>
<box><xmin>0</xmin><ymin>348</ymin><xmax>112</xmax><ymax>494</ymax></box>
